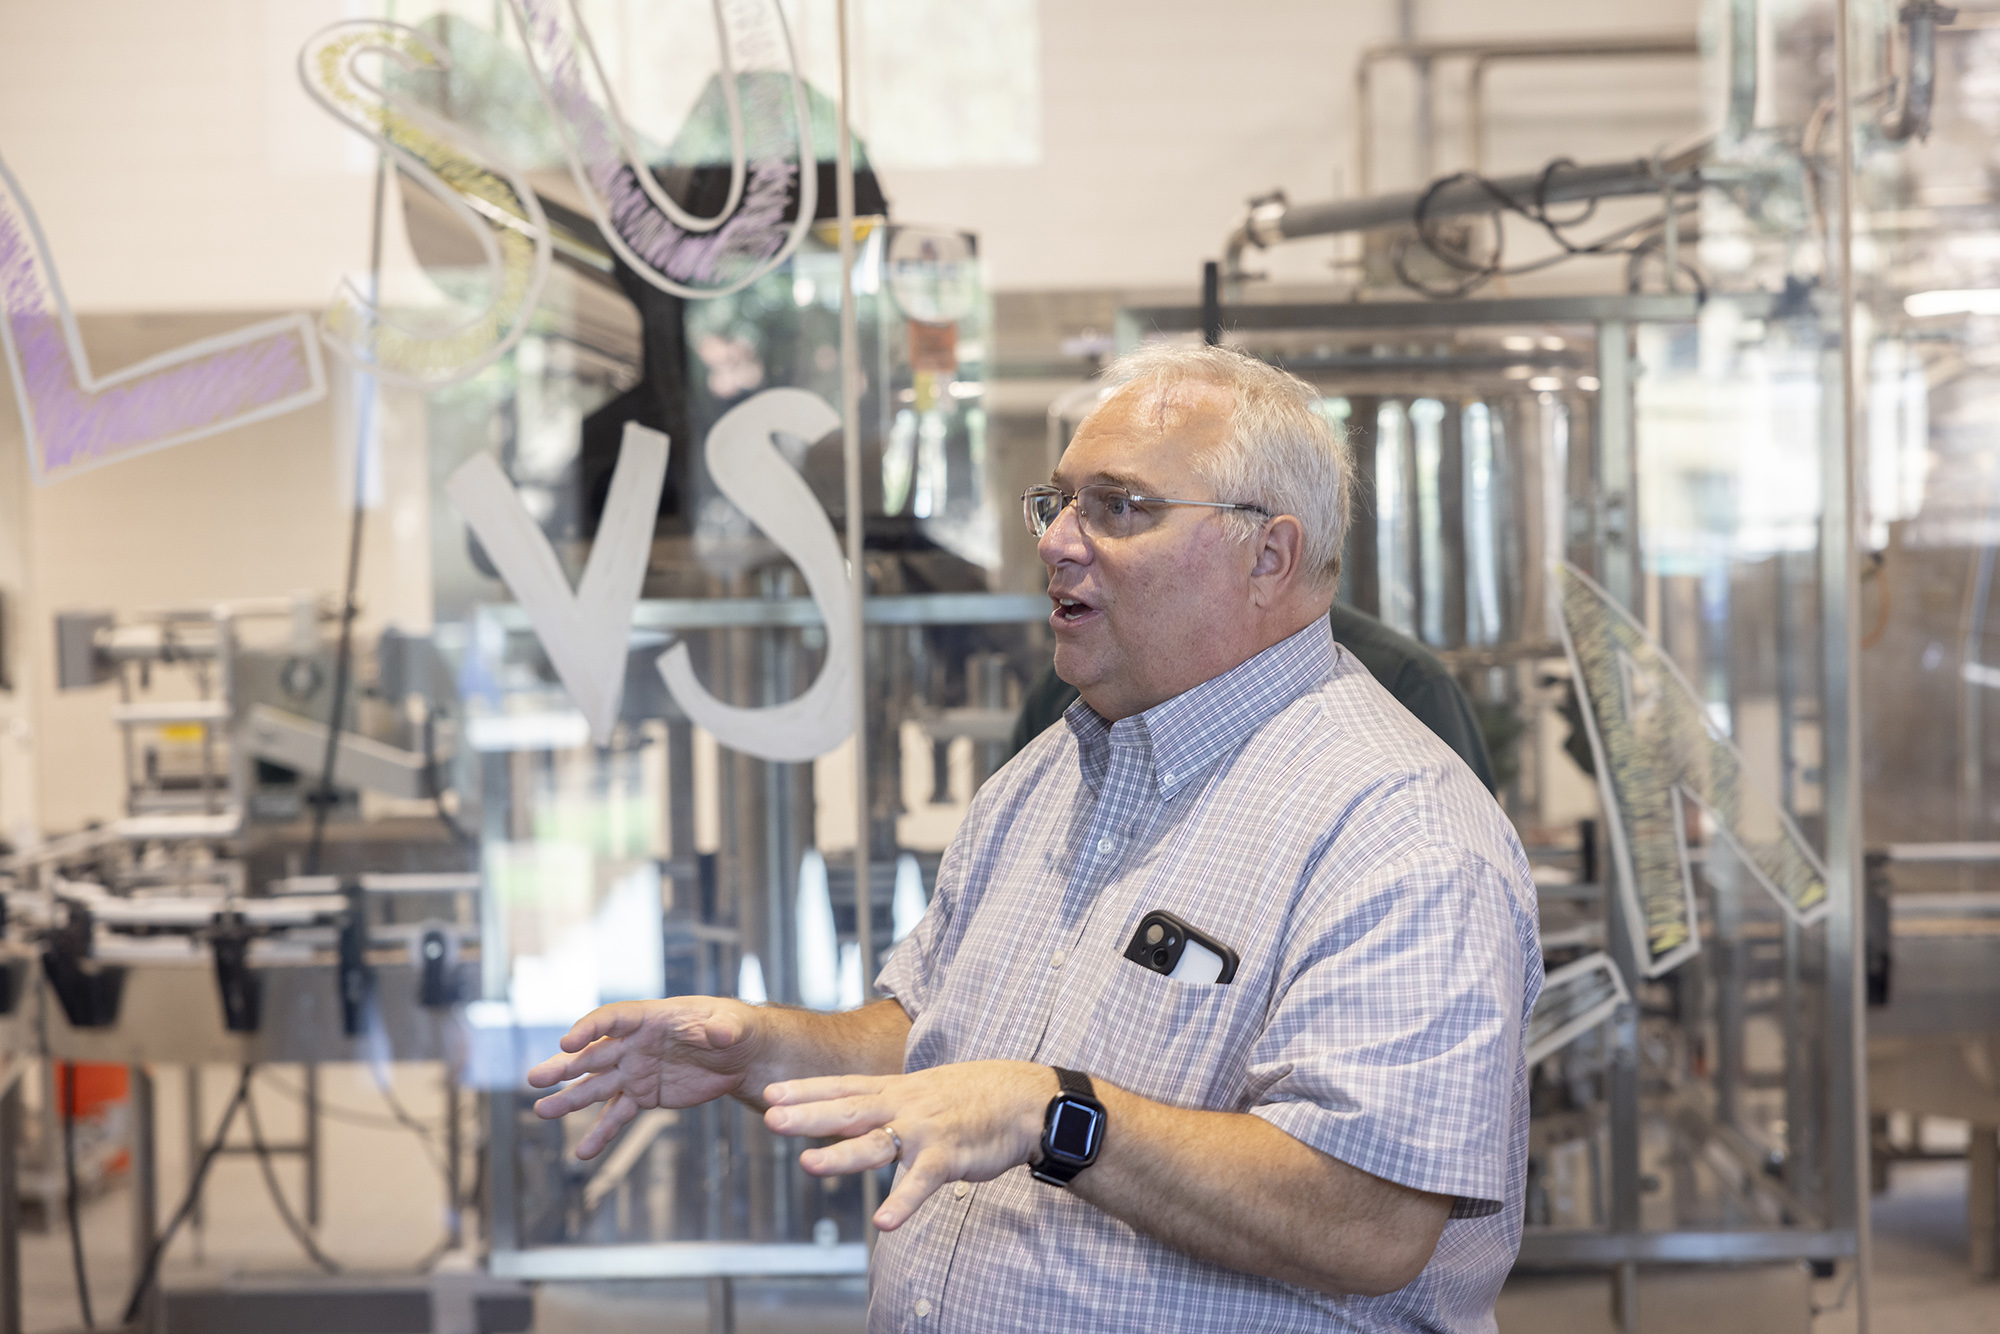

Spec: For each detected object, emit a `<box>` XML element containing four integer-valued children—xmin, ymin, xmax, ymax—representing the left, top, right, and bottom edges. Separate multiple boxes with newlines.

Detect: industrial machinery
<box><xmin>1158</xmin><ymin>0</ymin><xmax>2000</xmax><ymax>1321</ymax></box>
<box><xmin>12</xmin><ymin>2</ymin><xmax>2000</xmax><ymax>1332</ymax></box>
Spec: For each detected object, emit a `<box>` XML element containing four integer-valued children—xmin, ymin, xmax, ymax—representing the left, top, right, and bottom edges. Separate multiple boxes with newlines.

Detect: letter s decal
<box><xmin>299</xmin><ymin>22</ymin><xmax>551</xmax><ymax>388</ymax></box>
<box><xmin>657</xmin><ymin>388</ymin><xmax>854</xmax><ymax>761</ymax></box>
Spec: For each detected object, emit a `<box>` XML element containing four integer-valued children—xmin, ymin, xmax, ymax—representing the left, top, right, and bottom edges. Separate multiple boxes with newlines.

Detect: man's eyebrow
<box><xmin>1049</xmin><ymin>468</ymin><xmax>1157</xmax><ymax>492</ymax></box>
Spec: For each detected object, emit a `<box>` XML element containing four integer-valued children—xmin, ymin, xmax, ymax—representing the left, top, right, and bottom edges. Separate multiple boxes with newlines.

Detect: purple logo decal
<box><xmin>511</xmin><ymin>0</ymin><xmax>815</xmax><ymax>299</ymax></box>
<box><xmin>0</xmin><ymin>155</ymin><xmax>327</xmax><ymax>485</ymax></box>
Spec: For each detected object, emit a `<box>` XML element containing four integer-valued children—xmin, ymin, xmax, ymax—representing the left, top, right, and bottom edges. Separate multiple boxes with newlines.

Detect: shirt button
<box><xmin>1096</xmin><ymin>836</ymin><xmax>1113</xmax><ymax>854</ymax></box>
<box><xmin>916</xmin><ymin>1298</ymin><xmax>933</xmax><ymax>1317</ymax></box>
<box><xmin>953</xmin><ymin>1182</ymin><xmax>969</xmax><ymax>1199</ymax></box>
<box><xmin>1162</xmin><ymin>771</ymin><xmax>1175</xmax><ymax>785</ymax></box>
<box><xmin>1050</xmin><ymin>950</ymin><xmax>1065</xmax><ymax>968</ymax></box>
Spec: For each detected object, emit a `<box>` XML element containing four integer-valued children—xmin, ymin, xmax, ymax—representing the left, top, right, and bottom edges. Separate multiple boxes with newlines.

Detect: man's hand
<box><xmin>763</xmin><ymin>1062</ymin><xmax>1059</xmax><ymax>1230</ymax></box>
<box><xmin>527</xmin><ymin>997</ymin><xmax>767</xmax><ymax>1160</ymax></box>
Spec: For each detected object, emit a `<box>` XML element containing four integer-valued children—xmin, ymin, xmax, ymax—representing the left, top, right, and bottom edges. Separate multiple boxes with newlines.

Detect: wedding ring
<box><xmin>880</xmin><ymin>1123</ymin><xmax>904</xmax><ymax>1161</ymax></box>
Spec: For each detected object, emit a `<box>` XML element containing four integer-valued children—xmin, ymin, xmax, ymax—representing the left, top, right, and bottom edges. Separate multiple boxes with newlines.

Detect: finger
<box><xmin>526</xmin><ymin>1034</ymin><xmax>627</xmax><ymax>1090</ymax></box>
<box><xmin>763</xmin><ymin>1074</ymin><xmax>886</xmax><ymax>1107</ymax></box>
<box><xmin>573</xmin><ymin>1090</ymin><xmax>640</xmax><ymax>1161</ymax></box>
<box><xmin>558</xmin><ymin>1001</ymin><xmax>650</xmax><ymax>1054</ymax></box>
<box><xmin>764</xmin><ymin>1094</ymin><xmax>886</xmax><ymax>1140</ymax></box>
<box><xmin>532</xmin><ymin>1070</ymin><xmax>621</xmax><ymax>1121</ymax></box>
<box><xmin>874</xmin><ymin>1151</ymin><xmax>950</xmax><ymax>1231</ymax></box>
<box><xmin>798</xmin><ymin>1128</ymin><xmax>901</xmax><ymax>1177</ymax></box>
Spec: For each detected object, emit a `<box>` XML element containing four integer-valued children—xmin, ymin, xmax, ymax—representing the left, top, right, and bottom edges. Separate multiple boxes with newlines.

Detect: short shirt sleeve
<box><xmin>874</xmin><ymin>832</ymin><xmax>964</xmax><ymax>1022</ymax></box>
<box><xmin>1246</xmin><ymin>844</ymin><xmax>1528</xmax><ymax>1217</ymax></box>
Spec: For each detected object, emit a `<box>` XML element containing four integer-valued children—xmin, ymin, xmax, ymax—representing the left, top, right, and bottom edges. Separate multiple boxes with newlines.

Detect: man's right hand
<box><xmin>526</xmin><ymin>997</ymin><xmax>766</xmax><ymax>1160</ymax></box>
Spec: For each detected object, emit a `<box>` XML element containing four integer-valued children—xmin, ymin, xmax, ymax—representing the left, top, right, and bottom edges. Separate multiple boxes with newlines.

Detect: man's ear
<box><xmin>1248</xmin><ymin>514</ymin><xmax>1307</xmax><ymax>603</ymax></box>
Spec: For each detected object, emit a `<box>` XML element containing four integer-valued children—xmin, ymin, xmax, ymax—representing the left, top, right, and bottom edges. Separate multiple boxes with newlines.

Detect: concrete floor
<box><xmin>12</xmin><ymin>1067</ymin><xmax>1999</xmax><ymax>1332</ymax></box>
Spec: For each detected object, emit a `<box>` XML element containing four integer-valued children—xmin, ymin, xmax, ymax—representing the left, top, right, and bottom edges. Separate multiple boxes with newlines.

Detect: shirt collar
<box><xmin>1064</xmin><ymin>617</ymin><xmax>1335</xmax><ymax>796</ymax></box>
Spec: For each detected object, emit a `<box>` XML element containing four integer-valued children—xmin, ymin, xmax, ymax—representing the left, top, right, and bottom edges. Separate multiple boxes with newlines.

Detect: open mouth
<box><xmin>1050</xmin><ymin>593</ymin><xmax>1101</xmax><ymax>628</ymax></box>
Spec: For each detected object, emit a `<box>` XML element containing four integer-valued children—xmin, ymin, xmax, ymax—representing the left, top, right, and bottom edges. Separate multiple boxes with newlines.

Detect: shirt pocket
<box><xmin>1072</xmin><ymin>957</ymin><xmax>1246</xmax><ymax>1109</ymax></box>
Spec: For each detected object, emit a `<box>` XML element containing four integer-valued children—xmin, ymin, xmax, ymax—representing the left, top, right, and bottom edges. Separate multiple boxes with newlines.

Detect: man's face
<box><xmin>1041</xmin><ymin>379</ymin><xmax>1259</xmax><ymax>721</ymax></box>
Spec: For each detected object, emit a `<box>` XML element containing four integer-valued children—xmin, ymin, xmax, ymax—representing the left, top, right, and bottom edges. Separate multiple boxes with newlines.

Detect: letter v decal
<box><xmin>0</xmin><ymin>154</ymin><xmax>327</xmax><ymax>484</ymax></box>
<box><xmin>446</xmin><ymin>421</ymin><xmax>669</xmax><ymax>746</ymax></box>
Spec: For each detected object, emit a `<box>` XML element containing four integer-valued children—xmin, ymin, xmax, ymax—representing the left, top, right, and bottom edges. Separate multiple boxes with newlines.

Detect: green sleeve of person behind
<box><xmin>1006</xmin><ymin>602</ymin><xmax>1499</xmax><ymax>793</ymax></box>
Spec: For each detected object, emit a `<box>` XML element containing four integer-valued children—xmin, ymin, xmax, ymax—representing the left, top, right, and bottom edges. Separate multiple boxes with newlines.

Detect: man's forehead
<box><xmin>1060</xmin><ymin>376</ymin><xmax>1232</xmax><ymax>482</ymax></box>
<box><xmin>1114</xmin><ymin>375</ymin><xmax>1233</xmax><ymax>433</ymax></box>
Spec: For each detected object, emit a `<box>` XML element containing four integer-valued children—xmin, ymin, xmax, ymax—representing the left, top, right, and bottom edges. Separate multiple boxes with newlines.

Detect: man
<box><xmin>1007</xmin><ymin>604</ymin><xmax>1497</xmax><ymax>789</ymax></box>
<box><xmin>529</xmin><ymin>344</ymin><xmax>1542</xmax><ymax>1332</ymax></box>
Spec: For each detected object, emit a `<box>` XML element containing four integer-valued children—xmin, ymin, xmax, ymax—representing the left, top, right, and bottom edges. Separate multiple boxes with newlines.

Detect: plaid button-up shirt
<box><xmin>874</xmin><ymin>618</ymin><xmax>1542</xmax><ymax>1333</ymax></box>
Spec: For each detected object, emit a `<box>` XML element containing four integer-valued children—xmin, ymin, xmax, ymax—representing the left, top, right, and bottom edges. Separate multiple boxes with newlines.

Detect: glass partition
<box><xmin>423</xmin><ymin>219</ymin><xmax>1046</xmax><ymax>1263</ymax></box>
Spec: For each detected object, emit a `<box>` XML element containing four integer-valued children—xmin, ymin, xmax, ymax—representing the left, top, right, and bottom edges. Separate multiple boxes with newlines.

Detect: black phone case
<box><xmin>1122</xmin><ymin>909</ymin><xmax>1239</xmax><ymax>984</ymax></box>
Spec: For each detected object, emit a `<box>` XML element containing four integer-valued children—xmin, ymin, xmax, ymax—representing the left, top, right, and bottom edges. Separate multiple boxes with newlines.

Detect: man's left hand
<box><xmin>763</xmin><ymin>1062</ymin><xmax>1059</xmax><ymax>1230</ymax></box>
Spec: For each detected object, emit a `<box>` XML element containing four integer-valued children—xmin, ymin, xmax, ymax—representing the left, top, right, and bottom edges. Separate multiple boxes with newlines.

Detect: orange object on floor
<box><xmin>57</xmin><ymin>1062</ymin><xmax>132</xmax><ymax>1176</ymax></box>
<box><xmin>56</xmin><ymin>1061</ymin><xmax>128</xmax><ymax>1118</ymax></box>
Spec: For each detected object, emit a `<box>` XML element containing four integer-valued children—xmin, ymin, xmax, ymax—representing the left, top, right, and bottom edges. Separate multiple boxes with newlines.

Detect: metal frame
<box><xmin>1115</xmin><ymin>293</ymin><xmax>1862</xmax><ymax>1288</ymax></box>
<box><xmin>477</xmin><ymin>592</ymin><xmax>1051</xmax><ymax>1285</ymax></box>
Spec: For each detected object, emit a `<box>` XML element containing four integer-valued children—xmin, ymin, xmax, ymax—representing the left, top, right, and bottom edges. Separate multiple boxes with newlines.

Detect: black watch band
<box><xmin>1032</xmin><ymin>1067</ymin><xmax>1106</xmax><ymax>1187</ymax></box>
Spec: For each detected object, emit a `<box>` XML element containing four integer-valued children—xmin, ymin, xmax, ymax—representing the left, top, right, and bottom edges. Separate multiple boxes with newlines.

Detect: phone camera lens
<box><xmin>1151</xmin><ymin>947</ymin><xmax>1171</xmax><ymax>969</ymax></box>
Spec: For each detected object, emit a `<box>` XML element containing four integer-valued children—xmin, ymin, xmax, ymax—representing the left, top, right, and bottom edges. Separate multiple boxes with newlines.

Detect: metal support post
<box><xmin>446</xmin><ymin>1067</ymin><xmax>463</xmax><ymax>1248</ymax></box>
<box><xmin>1830</xmin><ymin>0</ymin><xmax>1874</xmax><ymax>1323</ymax></box>
<box><xmin>1</xmin><ymin>1072</ymin><xmax>21</xmax><ymax>1334</ymax></box>
<box><xmin>304</xmin><ymin>1063</ymin><xmax>322</xmax><ymax>1228</ymax></box>
<box><xmin>706</xmin><ymin>1275</ymin><xmax>736</xmax><ymax>1334</ymax></box>
<box><xmin>183</xmin><ymin>1066</ymin><xmax>204</xmax><ymax>1246</ymax></box>
<box><xmin>130</xmin><ymin>1064</ymin><xmax>160</xmax><ymax>1334</ymax></box>
<box><xmin>488</xmin><ymin>1092</ymin><xmax>519</xmax><ymax>1255</ymax></box>
<box><xmin>1611</xmin><ymin>1260</ymin><xmax>1640</xmax><ymax>1334</ymax></box>
<box><xmin>1596</xmin><ymin>311</ymin><xmax>1644</xmax><ymax>1331</ymax></box>
<box><xmin>1595</xmin><ymin>318</ymin><xmax>1639</xmax><ymax>607</ymax></box>
<box><xmin>1971</xmin><ymin>1125</ymin><xmax>1999</xmax><ymax>1278</ymax></box>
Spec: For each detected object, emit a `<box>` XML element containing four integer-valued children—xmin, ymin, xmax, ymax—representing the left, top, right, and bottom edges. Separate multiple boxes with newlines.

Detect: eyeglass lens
<box><xmin>1024</xmin><ymin>486</ymin><xmax>1140</xmax><ymax>539</ymax></box>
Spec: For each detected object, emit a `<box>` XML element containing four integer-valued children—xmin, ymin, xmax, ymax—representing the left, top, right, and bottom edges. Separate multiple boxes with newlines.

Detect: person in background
<box><xmin>528</xmin><ymin>342</ymin><xmax>1540</xmax><ymax>1333</ymax></box>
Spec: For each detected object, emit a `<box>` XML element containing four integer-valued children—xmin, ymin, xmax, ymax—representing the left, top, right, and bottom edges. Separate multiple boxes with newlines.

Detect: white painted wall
<box><xmin>0</xmin><ymin>390</ymin><xmax>34</xmax><ymax>847</ymax></box>
<box><xmin>0</xmin><ymin>317</ymin><xmax>432</xmax><ymax>833</ymax></box>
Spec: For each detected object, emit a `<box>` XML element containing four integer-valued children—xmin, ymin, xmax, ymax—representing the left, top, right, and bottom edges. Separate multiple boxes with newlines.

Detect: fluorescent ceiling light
<box><xmin>1905</xmin><ymin>289</ymin><xmax>2000</xmax><ymax>317</ymax></box>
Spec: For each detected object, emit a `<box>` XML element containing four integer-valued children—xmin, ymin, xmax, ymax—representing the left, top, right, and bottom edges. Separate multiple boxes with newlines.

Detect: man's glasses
<box><xmin>1021</xmin><ymin>484</ymin><xmax>1269</xmax><ymax>540</ymax></box>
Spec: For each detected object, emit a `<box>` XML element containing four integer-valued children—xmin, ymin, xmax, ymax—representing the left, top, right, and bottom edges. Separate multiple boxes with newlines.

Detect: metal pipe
<box><xmin>1882</xmin><ymin>0</ymin><xmax>1957</xmax><ymax>143</ymax></box>
<box><xmin>1355</xmin><ymin>33</ymin><xmax>1699</xmax><ymax>195</ymax></box>
<box><xmin>1226</xmin><ymin>145</ymin><xmax>1706</xmax><ymax>280</ymax></box>
<box><xmin>1398</xmin><ymin>0</ymin><xmax>1432</xmax><ymax>181</ymax></box>
<box><xmin>1466</xmin><ymin>37</ymin><xmax>1703</xmax><ymax>172</ymax></box>
<box><xmin>833</xmin><ymin>0</ymin><xmax>878</xmax><ymax>1247</ymax></box>
<box><xmin>1727</xmin><ymin>0</ymin><xmax>1760</xmax><ymax>142</ymax></box>
<box><xmin>1830</xmin><ymin>0</ymin><xmax>1875</xmax><ymax>1320</ymax></box>
<box><xmin>1</xmin><ymin>1072</ymin><xmax>20</xmax><ymax>1334</ymax></box>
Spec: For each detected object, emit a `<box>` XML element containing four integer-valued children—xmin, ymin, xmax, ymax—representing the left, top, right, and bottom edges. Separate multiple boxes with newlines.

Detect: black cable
<box><xmin>422</xmin><ymin>709</ymin><xmax>477</xmax><ymax>850</ymax></box>
<box><xmin>60</xmin><ymin>1064</ymin><xmax>95</xmax><ymax>1330</ymax></box>
<box><xmin>1394</xmin><ymin>155</ymin><xmax>1707</xmax><ymax>300</ymax></box>
<box><xmin>304</xmin><ymin>496</ymin><xmax>366</xmax><ymax>877</ymax></box>
<box><xmin>122</xmin><ymin>1067</ymin><xmax>253</xmax><ymax>1327</ymax></box>
<box><xmin>254</xmin><ymin>1068</ymin><xmax>445</xmax><ymax>1137</ymax></box>
<box><xmin>305</xmin><ymin>150</ymin><xmax>389</xmax><ymax>877</ymax></box>
<box><xmin>241</xmin><ymin>1078</ymin><xmax>342</xmax><ymax>1274</ymax></box>
<box><xmin>256</xmin><ymin>1066</ymin><xmax>452</xmax><ymax>1181</ymax></box>
<box><xmin>370</xmin><ymin>1071</ymin><xmax>453</xmax><ymax>1180</ymax></box>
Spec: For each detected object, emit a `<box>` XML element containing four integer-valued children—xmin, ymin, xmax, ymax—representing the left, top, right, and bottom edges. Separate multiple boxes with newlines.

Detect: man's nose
<box><xmin>1038</xmin><ymin>496</ymin><xmax>1090</xmax><ymax>566</ymax></box>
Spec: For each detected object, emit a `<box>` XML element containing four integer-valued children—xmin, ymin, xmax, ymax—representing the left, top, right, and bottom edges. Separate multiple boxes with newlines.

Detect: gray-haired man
<box><xmin>530</xmin><ymin>344</ymin><xmax>1542</xmax><ymax>1332</ymax></box>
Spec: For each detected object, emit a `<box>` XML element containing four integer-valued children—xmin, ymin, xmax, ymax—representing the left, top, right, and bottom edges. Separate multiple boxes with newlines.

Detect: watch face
<box><xmin>1047</xmin><ymin>1099</ymin><xmax>1101</xmax><ymax>1162</ymax></box>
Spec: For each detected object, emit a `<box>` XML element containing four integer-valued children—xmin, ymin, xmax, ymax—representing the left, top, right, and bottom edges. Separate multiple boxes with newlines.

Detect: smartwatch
<box><xmin>1031</xmin><ymin>1067</ymin><xmax>1106</xmax><ymax>1186</ymax></box>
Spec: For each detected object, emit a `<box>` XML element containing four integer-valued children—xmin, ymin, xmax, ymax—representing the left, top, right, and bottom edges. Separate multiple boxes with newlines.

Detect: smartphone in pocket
<box><xmin>1122</xmin><ymin>910</ymin><xmax>1238</xmax><ymax>984</ymax></box>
